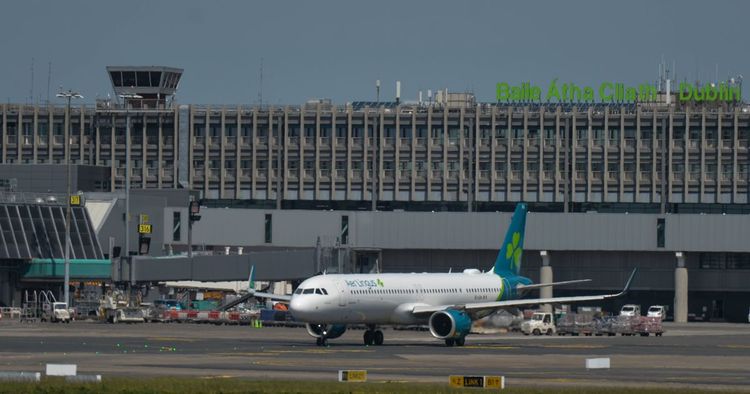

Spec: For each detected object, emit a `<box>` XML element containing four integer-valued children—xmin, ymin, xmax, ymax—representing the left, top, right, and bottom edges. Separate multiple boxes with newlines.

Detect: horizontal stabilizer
<box><xmin>516</xmin><ymin>279</ymin><xmax>592</xmax><ymax>291</ymax></box>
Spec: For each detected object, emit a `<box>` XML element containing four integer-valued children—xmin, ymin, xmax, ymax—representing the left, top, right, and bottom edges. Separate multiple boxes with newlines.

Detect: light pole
<box><xmin>118</xmin><ymin>93</ymin><xmax>142</xmax><ymax>259</ymax></box>
<box><xmin>56</xmin><ymin>89</ymin><xmax>83</xmax><ymax>307</ymax></box>
<box><xmin>371</xmin><ymin>80</ymin><xmax>380</xmax><ymax>211</ymax></box>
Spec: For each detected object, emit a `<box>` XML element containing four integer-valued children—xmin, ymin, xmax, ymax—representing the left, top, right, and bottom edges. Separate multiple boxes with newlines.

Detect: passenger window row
<box><xmin>349</xmin><ymin>288</ymin><xmax>500</xmax><ymax>295</ymax></box>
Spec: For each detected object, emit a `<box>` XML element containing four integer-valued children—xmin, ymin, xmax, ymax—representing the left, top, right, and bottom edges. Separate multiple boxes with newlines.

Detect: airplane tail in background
<box><xmin>491</xmin><ymin>203</ymin><xmax>528</xmax><ymax>277</ymax></box>
<box><xmin>248</xmin><ymin>265</ymin><xmax>256</xmax><ymax>293</ymax></box>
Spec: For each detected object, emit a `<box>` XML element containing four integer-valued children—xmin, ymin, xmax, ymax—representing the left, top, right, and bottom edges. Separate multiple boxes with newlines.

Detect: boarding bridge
<box><xmin>112</xmin><ymin>249</ymin><xmax>318</xmax><ymax>283</ymax></box>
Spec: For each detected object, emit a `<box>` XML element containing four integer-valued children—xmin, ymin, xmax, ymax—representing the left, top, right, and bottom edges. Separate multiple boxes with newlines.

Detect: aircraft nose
<box><xmin>289</xmin><ymin>296</ymin><xmax>310</xmax><ymax>319</ymax></box>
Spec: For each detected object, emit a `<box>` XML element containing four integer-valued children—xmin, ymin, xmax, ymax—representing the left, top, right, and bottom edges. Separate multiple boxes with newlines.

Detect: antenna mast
<box><xmin>258</xmin><ymin>57</ymin><xmax>263</xmax><ymax>107</ymax></box>
<box><xmin>46</xmin><ymin>62</ymin><xmax>52</xmax><ymax>105</ymax></box>
<box><xmin>28</xmin><ymin>58</ymin><xmax>35</xmax><ymax>105</ymax></box>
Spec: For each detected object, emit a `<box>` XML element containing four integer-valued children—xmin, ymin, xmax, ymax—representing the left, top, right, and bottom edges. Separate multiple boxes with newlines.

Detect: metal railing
<box><xmin>0</xmin><ymin>191</ymin><xmax>67</xmax><ymax>205</ymax></box>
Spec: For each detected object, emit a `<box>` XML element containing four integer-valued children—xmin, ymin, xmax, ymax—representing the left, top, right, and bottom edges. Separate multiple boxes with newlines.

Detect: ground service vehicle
<box><xmin>620</xmin><ymin>304</ymin><xmax>641</xmax><ymax>317</ymax></box>
<box><xmin>45</xmin><ymin>302</ymin><xmax>71</xmax><ymax>323</ymax></box>
<box><xmin>521</xmin><ymin>312</ymin><xmax>556</xmax><ymax>335</ymax></box>
<box><xmin>647</xmin><ymin>305</ymin><xmax>666</xmax><ymax>319</ymax></box>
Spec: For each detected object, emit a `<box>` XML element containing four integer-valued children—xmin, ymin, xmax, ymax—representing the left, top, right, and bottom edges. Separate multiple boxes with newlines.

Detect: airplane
<box><xmin>278</xmin><ymin>202</ymin><xmax>637</xmax><ymax>347</ymax></box>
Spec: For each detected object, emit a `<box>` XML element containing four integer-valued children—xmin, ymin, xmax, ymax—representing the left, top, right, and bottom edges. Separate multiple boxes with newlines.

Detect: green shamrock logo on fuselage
<box><xmin>505</xmin><ymin>232</ymin><xmax>522</xmax><ymax>270</ymax></box>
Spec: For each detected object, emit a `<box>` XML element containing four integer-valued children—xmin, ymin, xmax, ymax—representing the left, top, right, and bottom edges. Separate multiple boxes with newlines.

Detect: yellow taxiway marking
<box><xmin>461</xmin><ymin>345</ymin><xmax>518</xmax><ymax>350</ymax></box>
<box><xmin>665</xmin><ymin>376</ymin><xmax>745</xmax><ymax>381</ymax></box>
<box><xmin>146</xmin><ymin>337</ymin><xmax>196</xmax><ymax>342</ymax></box>
<box><xmin>719</xmin><ymin>344</ymin><xmax>750</xmax><ymax>349</ymax></box>
<box><xmin>213</xmin><ymin>352</ymin><xmax>280</xmax><ymax>357</ymax></box>
<box><xmin>274</xmin><ymin>349</ymin><xmax>375</xmax><ymax>354</ymax></box>
<box><xmin>540</xmin><ymin>344</ymin><xmax>608</xmax><ymax>349</ymax></box>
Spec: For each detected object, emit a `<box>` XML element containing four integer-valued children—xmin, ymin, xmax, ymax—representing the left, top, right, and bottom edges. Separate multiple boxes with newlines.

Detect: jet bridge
<box><xmin>112</xmin><ymin>249</ymin><xmax>317</xmax><ymax>284</ymax></box>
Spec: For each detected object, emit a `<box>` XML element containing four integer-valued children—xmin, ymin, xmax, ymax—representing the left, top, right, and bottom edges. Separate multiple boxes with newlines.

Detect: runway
<box><xmin>1</xmin><ymin>321</ymin><xmax>749</xmax><ymax>390</ymax></box>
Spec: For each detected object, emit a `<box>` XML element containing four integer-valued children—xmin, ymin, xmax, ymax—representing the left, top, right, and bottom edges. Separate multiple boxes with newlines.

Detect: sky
<box><xmin>1</xmin><ymin>0</ymin><xmax>748</xmax><ymax>105</ymax></box>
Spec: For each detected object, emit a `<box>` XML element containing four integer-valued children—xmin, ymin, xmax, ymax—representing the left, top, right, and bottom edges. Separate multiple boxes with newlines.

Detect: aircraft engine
<box><xmin>306</xmin><ymin>323</ymin><xmax>347</xmax><ymax>339</ymax></box>
<box><xmin>428</xmin><ymin>309</ymin><xmax>472</xmax><ymax>339</ymax></box>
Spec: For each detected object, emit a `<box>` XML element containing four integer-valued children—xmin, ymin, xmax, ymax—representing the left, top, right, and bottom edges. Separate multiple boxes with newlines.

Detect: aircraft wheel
<box><xmin>363</xmin><ymin>331</ymin><xmax>374</xmax><ymax>346</ymax></box>
<box><xmin>373</xmin><ymin>330</ymin><xmax>384</xmax><ymax>346</ymax></box>
<box><xmin>455</xmin><ymin>337</ymin><xmax>465</xmax><ymax>346</ymax></box>
<box><xmin>316</xmin><ymin>337</ymin><xmax>327</xmax><ymax>346</ymax></box>
<box><xmin>445</xmin><ymin>338</ymin><xmax>455</xmax><ymax>347</ymax></box>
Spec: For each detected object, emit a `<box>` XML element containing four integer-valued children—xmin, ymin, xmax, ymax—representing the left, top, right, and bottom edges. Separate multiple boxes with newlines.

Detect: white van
<box><xmin>620</xmin><ymin>304</ymin><xmax>641</xmax><ymax>317</ymax></box>
<box><xmin>647</xmin><ymin>305</ymin><xmax>666</xmax><ymax>319</ymax></box>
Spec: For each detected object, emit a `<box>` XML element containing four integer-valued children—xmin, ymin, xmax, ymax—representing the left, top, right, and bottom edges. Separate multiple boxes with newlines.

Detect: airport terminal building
<box><xmin>0</xmin><ymin>67</ymin><xmax>749</xmax><ymax>321</ymax></box>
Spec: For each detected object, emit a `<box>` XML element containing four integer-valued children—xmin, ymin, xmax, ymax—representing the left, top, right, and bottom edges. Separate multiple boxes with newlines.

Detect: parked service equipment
<box><xmin>620</xmin><ymin>304</ymin><xmax>641</xmax><ymax>317</ymax></box>
<box><xmin>44</xmin><ymin>302</ymin><xmax>71</xmax><ymax>323</ymax></box>
<box><xmin>521</xmin><ymin>312</ymin><xmax>556</xmax><ymax>335</ymax></box>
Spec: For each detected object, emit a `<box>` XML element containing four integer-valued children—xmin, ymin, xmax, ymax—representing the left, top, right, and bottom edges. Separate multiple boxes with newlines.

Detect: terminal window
<box><xmin>264</xmin><ymin>214</ymin><xmax>272</xmax><ymax>244</ymax></box>
<box><xmin>656</xmin><ymin>218</ymin><xmax>665</xmax><ymax>248</ymax></box>
<box><xmin>172</xmin><ymin>212</ymin><xmax>181</xmax><ymax>242</ymax></box>
<box><xmin>341</xmin><ymin>215</ymin><xmax>349</xmax><ymax>245</ymax></box>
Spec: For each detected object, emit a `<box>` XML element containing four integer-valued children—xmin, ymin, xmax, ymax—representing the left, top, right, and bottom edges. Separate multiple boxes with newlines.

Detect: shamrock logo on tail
<box><xmin>505</xmin><ymin>232</ymin><xmax>522</xmax><ymax>270</ymax></box>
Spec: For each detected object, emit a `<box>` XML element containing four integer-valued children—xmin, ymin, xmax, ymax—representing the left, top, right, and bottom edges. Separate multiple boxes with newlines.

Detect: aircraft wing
<box><xmin>412</xmin><ymin>268</ymin><xmax>637</xmax><ymax>316</ymax></box>
<box><xmin>249</xmin><ymin>291</ymin><xmax>292</xmax><ymax>302</ymax></box>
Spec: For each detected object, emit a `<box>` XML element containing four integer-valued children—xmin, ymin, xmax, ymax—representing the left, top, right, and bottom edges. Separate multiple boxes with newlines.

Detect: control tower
<box><xmin>106</xmin><ymin>66</ymin><xmax>183</xmax><ymax>108</ymax></box>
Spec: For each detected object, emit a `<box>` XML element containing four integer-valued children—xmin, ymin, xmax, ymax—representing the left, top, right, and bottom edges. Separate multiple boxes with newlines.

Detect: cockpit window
<box><xmin>303</xmin><ymin>288</ymin><xmax>315</xmax><ymax>294</ymax></box>
<box><xmin>294</xmin><ymin>288</ymin><xmax>303</xmax><ymax>295</ymax></box>
<box><xmin>321</xmin><ymin>288</ymin><xmax>328</xmax><ymax>295</ymax></box>
<box><xmin>315</xmin><ymin>288</ymin><xmax>323</xmax><ymax>295</ymax></box>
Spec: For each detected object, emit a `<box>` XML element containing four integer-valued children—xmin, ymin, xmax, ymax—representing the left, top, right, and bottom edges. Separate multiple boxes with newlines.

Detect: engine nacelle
<box><xmin>305</xmin><ymin>323</ymin><xmax>347</xmax><ymax>339</ymax></box>
<box><xmin>428</xmin><ymin>309</ymin><xmax>472</xmax><ymax>339</ymax></box>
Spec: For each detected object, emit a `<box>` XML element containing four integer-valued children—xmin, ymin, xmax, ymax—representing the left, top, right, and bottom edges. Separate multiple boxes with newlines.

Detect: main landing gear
<box><xmin>444</xmin><ymin>337</ymin><xmax>466</xmax><ymax>347</ymax></box>
<box><xmin>363</xmin><ymin>326</ymin><xmax>384</xmax><ymax>346</ymax></box>
<box><xmin>315</xmin><ymin>337</ymin><xmax>328</xmax><ymax>346</ymax></box>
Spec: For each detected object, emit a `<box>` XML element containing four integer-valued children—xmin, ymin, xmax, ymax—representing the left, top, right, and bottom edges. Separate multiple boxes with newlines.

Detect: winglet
<box><xmin>248</xmin><ymin>265</ymin><xmax>256</xmax><ymax>293</ymax></box>
<box><xmin>618</xmin><ymin>268</ymin><xmax>638</xmax><ymax>296</ymax></box>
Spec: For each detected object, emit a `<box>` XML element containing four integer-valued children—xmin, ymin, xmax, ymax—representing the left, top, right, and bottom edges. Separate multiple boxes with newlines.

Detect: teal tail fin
<box><xmin>491</xmin><ymin>203</ymin><xmax>528</xmax><ymax>276</ymax></box>
<box><xmin>248</xmin><ymin>265</ymin><xmax>256</xmax><ymax>293</ymax></box>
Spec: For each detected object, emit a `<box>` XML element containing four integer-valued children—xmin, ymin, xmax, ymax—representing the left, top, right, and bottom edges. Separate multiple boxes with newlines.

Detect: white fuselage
<box><xmin>289</xmin><ymin>271</ymin><xmax>508</xmax><ymax>325</ymax></box>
